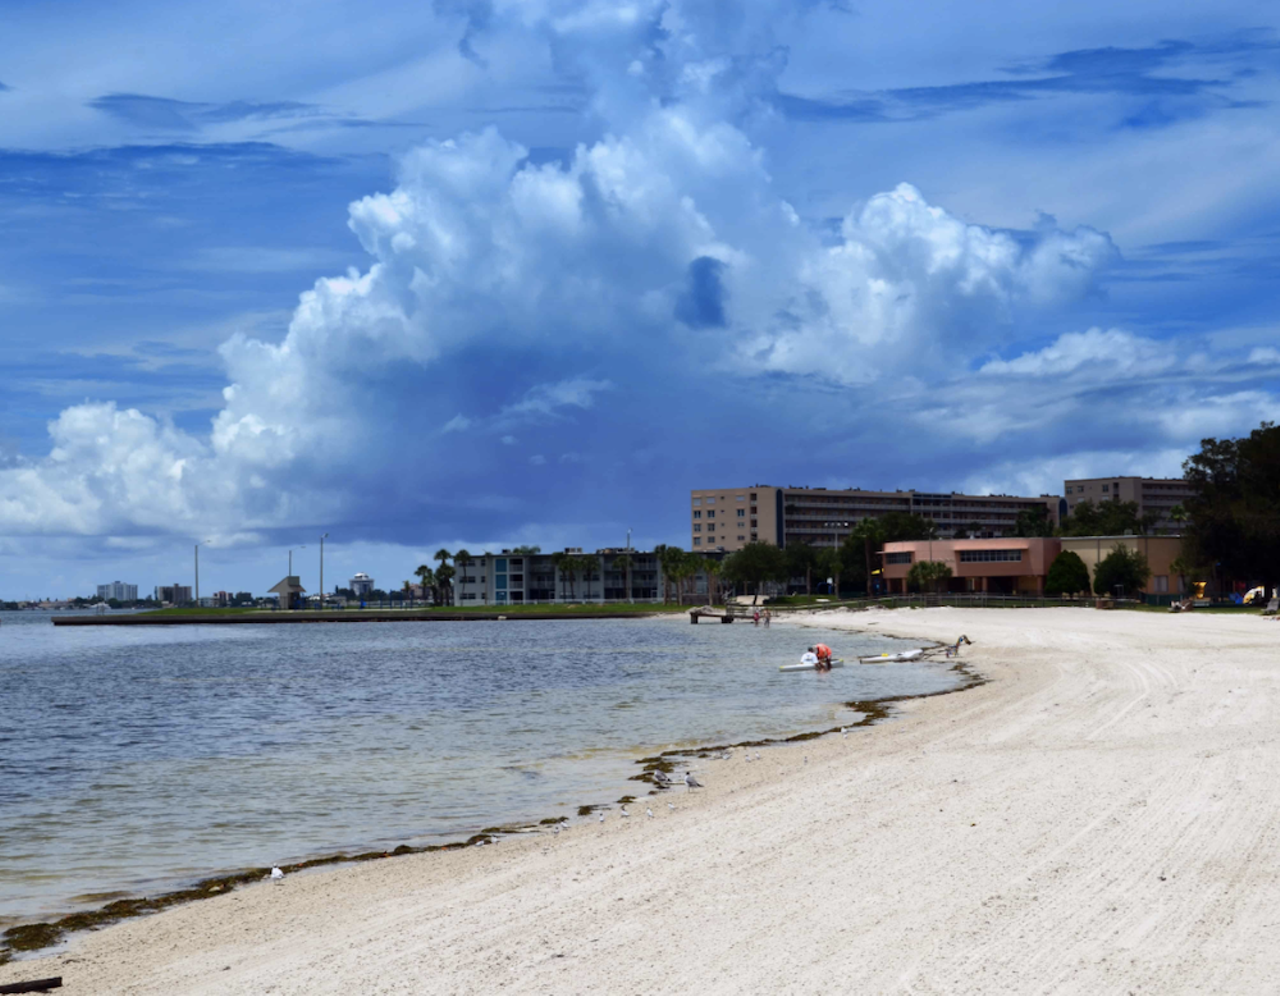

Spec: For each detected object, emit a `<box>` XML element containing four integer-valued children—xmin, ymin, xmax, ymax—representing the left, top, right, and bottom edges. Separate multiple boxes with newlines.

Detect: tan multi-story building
<box><xmin>1063</xmin><ymin>476</ymin><xmax>1193</xmax><ymax>534</ymax></box>
<box><xmin>689</xmin><ymin>486</ymin><xmax>1062</xmax><ymax>552</ymax></box>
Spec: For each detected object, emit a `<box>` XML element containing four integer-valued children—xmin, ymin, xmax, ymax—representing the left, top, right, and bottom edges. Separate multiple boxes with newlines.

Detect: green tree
<box><xmin>453</xmin><ymin>549</ymin><xmax>472</xmax><ymax>602</ymax></box>
<box><xmin>1169</xmin><ymin>505</ymin><xmax>1188</xmax><ymax>533</ymax></box>
<box><xmin>1182</xmin><ymin>422</ymin><xmax>1280</xmax><ymax>589</ymax></box>
<box><xmin>906</xmin><ymin>559</ymin><xmax>953</xmax><ymax>593</ymax></box>
<box><xmin>551</xmin><ymin>551</ymin><xmax>576</xmax><ymax>601</ymax></box>
<box><xmin>656</xmin><ymin>544</ymin><xmax>685</xmax><ymax>603</ymax></box>
<box><xmin>414</xmin><ymin>564</ymin><xmax>435</xmax><ymax>605</ymax></box>
<box><xmin>612</xmin><ymin>553</ymin><xmax>633</xmax><ymax>604</ymax></box>
<box><xmin>1013</xmin><ymin>505</ymin><xmax>1055</xmax><ymax>537</ymax></box>
<box><xmin>700</xmin><ymin>556</ymin><xmax>723</xmax><ymax>605</ymax></box>
<box><xmin>1044</xmin><ymin>551</ymin><xmax>1090</xmax><ymax>596</ymax></box>
<box><xmin>722</xmin><ymin>542</ymin><xmax>787</xmax><ymax>597</ymax></box>
<box><xmin>1093</xmin><ymin>544</ymin><xmax>1151</xmax><ymax>597</ymax></box>
<box><xmin>816</xmin><ymin>546</ymin><xmax>844</xmax><ymax>598</ymax></box>
<box><xmin>1060</xmin><ymin>499</ymin><xmax>1146</xmax><ymax>537</ymax></box>
<box><xmin>433</xmin><ymin>549</ymin><xmax>454</xmax><ymax>606</ymax></box>
<box><xmin>785</xmin><ymin>542</ymin><xmax>820</xmax><ymax>596</ymax></box>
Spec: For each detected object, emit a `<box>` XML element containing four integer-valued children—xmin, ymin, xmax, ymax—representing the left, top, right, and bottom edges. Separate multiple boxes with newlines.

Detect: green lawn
<box><xmin>141</xmin><ymin>603</ymin><xmax>691</xmax><ymax>618</ymax></box>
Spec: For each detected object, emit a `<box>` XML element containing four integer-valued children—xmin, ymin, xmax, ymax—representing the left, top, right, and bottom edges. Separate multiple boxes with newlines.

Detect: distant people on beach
<box><xmin>763</xmin><ymin>608</ymin><xmax>771</xmax><ymax>628</ymax></box>
<box><xmin>753</xmin><ymin>609</ymin><xmax>760</xmax><ymax>626</ymax></box>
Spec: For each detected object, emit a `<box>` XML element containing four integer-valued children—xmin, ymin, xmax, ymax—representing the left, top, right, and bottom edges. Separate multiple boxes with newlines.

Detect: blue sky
<box><xmin>2</xmin><ymin>0</ymin><xmax>1279</xmax><ymax>599</ymax></box>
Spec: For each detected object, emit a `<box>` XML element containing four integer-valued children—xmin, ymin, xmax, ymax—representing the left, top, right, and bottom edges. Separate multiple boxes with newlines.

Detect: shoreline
<box><xmin>0</xmin><ymin>624</ymin><xmax>977</xmax><ymax>965</ymax></box>
<box><xmin>10</xmin><ymin>606</ymin><xmax>1276</xmax><ymax>994</ymax></box>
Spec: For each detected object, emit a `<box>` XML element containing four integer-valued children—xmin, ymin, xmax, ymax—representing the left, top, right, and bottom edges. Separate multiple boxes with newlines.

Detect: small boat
<box><xmin>779</xmin><ymin>659</ymin><xmax>845</xmax><ymax>672</ymax></box>
<box><xmin>857</xmin><ymin>649</ymin><xmax>924</xmax><ymax>664</ymax></box>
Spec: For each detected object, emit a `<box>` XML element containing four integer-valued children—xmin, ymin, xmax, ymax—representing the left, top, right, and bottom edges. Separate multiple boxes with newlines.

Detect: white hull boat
<box><xmin>857</xmin><ymin>649</ymin><xmax>924</xmax><ymax>664</ymax></box>
<box><xmin>779</xmin><ymin>659</ymin><xmax>845</xmax><ymax>672</ymax></box>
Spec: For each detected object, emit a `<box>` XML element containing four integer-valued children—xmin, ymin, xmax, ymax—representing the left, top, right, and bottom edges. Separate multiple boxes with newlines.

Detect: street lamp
<box><xmin>822</xmin><ymin>521</ymin><xmax>850</xmax><ymax>597</ymax></box>
<box><xmin>194</xmin><ymin>539</ymin><xmax>212</xmax><ymax>606</ymax></box>
<box><xmin>319</xmin><ymin>533</ymin><xmax>329</xmax><ymax>612</ymax></box>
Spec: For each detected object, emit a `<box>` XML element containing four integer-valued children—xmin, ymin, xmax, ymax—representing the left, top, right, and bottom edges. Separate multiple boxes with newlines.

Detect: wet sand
<box><xmin>5</xmin><ymin>607</ymin><xmax>1279</xmax><ymax>994</ymax></box>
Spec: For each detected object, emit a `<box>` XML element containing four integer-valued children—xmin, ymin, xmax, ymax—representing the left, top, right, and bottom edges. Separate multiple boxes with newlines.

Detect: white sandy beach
<box><xmin>4</xmin><ymin>607</ymin><xmax>1280</xmax><ymax>994</ymax></box>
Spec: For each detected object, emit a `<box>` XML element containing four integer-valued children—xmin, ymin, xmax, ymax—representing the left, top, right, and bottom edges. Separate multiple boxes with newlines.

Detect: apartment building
<box><xmin>96</xmin><ymin>580</ymin><xmax>138</xmax><ymax>602</ymax></box>
<box><xmin>690</xmin><ymin>486</ymin><xmax>1062</xmax><ymax>552</ymax></box>
<box><xmin>457</xmin><ymin>549</ymin><xmax>695</xmax><ymax>605</ymax></box>
<box><xmin>1062</xmin><ymin>476</ymin><xmax>1193</xmax><ymax>534</ymax></box>
<box><xmin>880</xmin><ymin>538</ymin><xmax>1061</xmax><ymax>595</ymax></box>
<box><xmin>154</xmin><ymin>583</ymin><xmax>192</xmax><ymax>605</ymax></box>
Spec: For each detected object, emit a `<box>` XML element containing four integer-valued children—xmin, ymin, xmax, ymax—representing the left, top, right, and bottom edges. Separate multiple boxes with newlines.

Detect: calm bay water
<box><xmin>0</xmin><ymin>611</ymin><xmax>962</xmax><ymax>924</ymax></box>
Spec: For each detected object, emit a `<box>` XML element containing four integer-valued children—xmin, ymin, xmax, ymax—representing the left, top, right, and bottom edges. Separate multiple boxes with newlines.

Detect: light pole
<box><xmin>319</xmin><ymin>533</ymin><xmax>329</xmax><ymax>612</ymax></box>
<box><xmin>194</xmin><ymin>539</ymin><xmax>212</xmax><ymax>606</ymax></box>
<box><xmin>823</xmin><ymin>521</ymin><xmax>850</xmax><ymax>597</ymax></box>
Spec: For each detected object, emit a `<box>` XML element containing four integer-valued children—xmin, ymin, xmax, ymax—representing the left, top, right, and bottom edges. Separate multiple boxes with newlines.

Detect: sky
<box><xmin>2</xmin><ymin>0</ymin><xmax>1279</xmax><ymax>599</ymax></box>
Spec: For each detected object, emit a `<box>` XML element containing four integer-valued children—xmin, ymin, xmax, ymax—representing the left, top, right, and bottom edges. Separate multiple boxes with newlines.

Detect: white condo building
<box><xmin>97</xmin><ymin>581</ymin><xmax>138</xmax><ymax>602</ymax></box>
<box><xmin>350</xmin><ymin>572</ymin><xmax>374</xmax><ymax>597</ymax></box>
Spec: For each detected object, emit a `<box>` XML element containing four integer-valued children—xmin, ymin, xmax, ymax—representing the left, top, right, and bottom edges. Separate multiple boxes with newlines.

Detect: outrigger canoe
<box><xmin>779</xmin><ymin>659</ymin><xmax>845</xmax><ymax>672</ymax></box>
<box><xmin>857</xmin><ymin>649</ymin><xmax>924</xmax><ymax>664</ymax></box>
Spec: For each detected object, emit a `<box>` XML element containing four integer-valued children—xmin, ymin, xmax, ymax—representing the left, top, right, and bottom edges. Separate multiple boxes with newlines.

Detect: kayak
<box><xmin>857</xmin><ymin>649</ymin><xmax>924</xmax><ymax>664</ymax></box>
<box><xmin>779</xmin><ymin>659</ymin><xmax>845</xmax><ymax>672</ymax></box>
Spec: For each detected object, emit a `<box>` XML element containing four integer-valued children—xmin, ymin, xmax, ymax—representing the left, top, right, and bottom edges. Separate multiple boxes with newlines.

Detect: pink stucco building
<box><xmin>880</xmin><ymin>538</ymin><xmax>1062</xmax><ymax>595</ymax></box>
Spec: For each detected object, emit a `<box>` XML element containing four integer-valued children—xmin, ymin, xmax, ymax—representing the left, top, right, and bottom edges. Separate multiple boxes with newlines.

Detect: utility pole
<box><xmin>319</xmin><ymin>533</ymin><xmax>329</xmax><ymax>612</ymax></box>
<box><xmin>194</xmin><ymin>543</ymin><xmax>200</xmax><ymax>606</ymax></box>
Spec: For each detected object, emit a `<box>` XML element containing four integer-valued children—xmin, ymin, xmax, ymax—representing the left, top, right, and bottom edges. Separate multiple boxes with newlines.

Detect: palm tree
<box><xmin>414</xmin><ymin>564</ymin><xmax>435</xmax><ymax>606</ymax></box>
<box><xmin>433</xmin><ymin>549</ymin><xmax>453</xmax><ymax>605</ymax></box>
<box><xmin>612</xmin><ymin>553</ymin><xmax>633</xmax><ymax>604</ymax></box>
<box><xmin>454</xmin><ymin>548</ymin><xmax>472</xmax><ymax>604</ymax></box>
<box><xmin>578</xmin><ymin>554</ymin><xmax>598</xmax><ymax>601</ymax></box>
<box><xmin>656</xmin><ymin>544</ymin><xmax>684</xmax><ymax>604</ymax></box>
<box><xmin>551</xmin><ymin>551</ymin><xmax>575</xmax><ymax>601</ymax></box>
<box><xmin>1169</xmin><ymin>504</ymin><xmax>1188</xmax><ymax>535</ymax></box>
<box><xmin>701</xmin><ymin>556</ymin><xmax>722</xmax><ymax>606</ymax></box>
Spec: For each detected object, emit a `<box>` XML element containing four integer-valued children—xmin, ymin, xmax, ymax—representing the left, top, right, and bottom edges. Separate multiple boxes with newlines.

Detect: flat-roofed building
<box><xmin>1063</xmin><ymin>476</ymin><xmax>1193</xmax><ymax>534</ymax></box>
<box><xmin>462</xmin><ymin>548</ymin><xmax>708</xmax><ymax>605</ymax></box>
<box><xmin>154</xmin><ymin>583</ymin><xmax>192</xmax><ymax>605</ymax></box>
<box><xmin>690</xmin><ymin>486</ymin><xmax>1061</xmax><ymax>552</ymax></box>
<box><xmin>1058</xmin><ymin>534</ymin><xmax>1185</xmax><ymax>596</ymax></box>
<box><xmin>880</xmin><ymin>538</ymin><xmax>1062</xmax><ymax>595</ymax></box>
<box><xmin>97</xmin><ymin>581</ymin><xmax>137</xmax><ymax>602</ymax></box>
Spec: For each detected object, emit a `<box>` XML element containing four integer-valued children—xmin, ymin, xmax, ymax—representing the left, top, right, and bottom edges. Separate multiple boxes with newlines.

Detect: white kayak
<box><xmin>779</xmin><ymin>659</ymin><xmax>845</xmax><ymax>672</ymax></box>
<box><xmin>858</xmin><ymin>649</ymin><xmax>924</xmax><ymax>664</ymax></box>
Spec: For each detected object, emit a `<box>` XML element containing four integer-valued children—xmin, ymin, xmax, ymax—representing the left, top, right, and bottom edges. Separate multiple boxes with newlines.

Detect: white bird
<box><xmin>745</xmin><ymin>754</ymin><xmax>753</xmax><ymax>763</ymax></box>
<box><xmin>653</xmin><ymin>770</ymin><xmax>671</xmax><ymax>785</ymax></box>
<box><xmin>553</xmin><ymin>824</ymin><xmax>561</xmax><ymax>835</ymax></box>
<box><xmin>646</xmin><ymin>807</ymin><xmax>654</xmax><ymax>819</ymax></box>
<box><xmin>270</xmin><ymin>866</ymin><xmax>284</xmax><ymax>884</ymax></box>
<box><xmin>685</xmin><ymin>771</ymin><xmax>703</xmax><ymax>790</ymax></box>
<box><xmin>841</xmin><ymin>727</ymin><xmax>847</xmax><ymax>738</ymax></box>
<box><xmin>599</xmin><ymin>812</ymin><xmax>605</xmax><ymax>823</ymax></box>
<box><xmin>667</xmin><ymin>802</ymin><xmax>675</xmax><ymax>811</ymax></box>
<box><xmin>620</xmin><ymin>806</ymin><xmax>629</xmax><ymax>818</ymax></box>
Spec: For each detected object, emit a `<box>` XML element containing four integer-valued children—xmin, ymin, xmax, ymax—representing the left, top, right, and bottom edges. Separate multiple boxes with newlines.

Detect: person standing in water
<box><xmin>814</xmin><ymin>642</ymin><xmax>833</xmax><ymax>671</ymax></box>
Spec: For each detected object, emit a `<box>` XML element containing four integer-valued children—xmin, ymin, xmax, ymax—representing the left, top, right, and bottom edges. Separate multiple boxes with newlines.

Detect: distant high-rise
<box><xmin>350</xmin><ymin>572</ymin><xmax>374</xmax><ymax>598</ymax></box>
<box><xmin>154</xmin><ymin>583</ymin><xmax>192</xmax><ymax>605</ymax></box>
<box><xmin>96</xmin><ymin>581</ymin><xmax>138</xmax><ymax>602</ymax></box>
<box><xmin>1062</xmin><ymin>476</ymin><xmax>1192</xmax><ymax>534</ymax></box>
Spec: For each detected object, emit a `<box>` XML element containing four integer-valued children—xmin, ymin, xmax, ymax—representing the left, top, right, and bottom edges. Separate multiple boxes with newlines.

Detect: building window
<box><xmin>750</xmin><ymin>492</ymin><xmax>757</xmax><ymax>500</ymax></box>
<box><xmin>693</xmin><ymin>498</ymin><xmax>701</xmax><ymax>506</ymax></box>
<box><xmin>958</xmin><ymin>550</ymin><xmax>1024</xmax><ymax>563</ymax></box>
<box><xmin>706</xmin><ymin>497</ymin><xmax>716</xmax><ymax>504</ymax></box>
<box><xmin>708</xmin><ymin>524</ymin><xmax>715</xmax><ymax>532</ymax></box>
<box><xmin>750</xmin><ymin>532</ymin><xmax>757</xmax><ymax>540</ymax></box>
<box><xmin>693</xmin><ymin>524</ymin><xmax>701</xmax><ymax>532</ymax></box>
<box><xmin>750</xmin><ymin>519</ymin><xmax>757</xmax><ymax>527</ymax></box>
<box><xmin>750</xmin><ymin>505</ymin><xmax>757</xmax><ymax>513</ymax></box>
<box><xmin>737</xmin><ymin>495</ymin><xmax>745</xmax><ymax>501</ymax></box>
<box><xmin>1154</xmin><ymin>575</ymin><xmax>1169</xmax><ymax>593</ymax></box>
<box><xmin>738</xmin><ymin>535</ymin><xmax>746</xmax><ymax>541</ymax></box>
<box><xmin>707</xmin><ymin>510</ymin><xmax>715</xmax><ymax>519</ymax></box>
<box><xmin>693</xmin><ymin>537</ymin><xmax>702</xmax><ymax>545</ymax></box>
<box><xmin>885</xmin><ymin>552</ymin><xmax>913</xmax><ymax>565</ymax></box>
<box><xmin>693</xmin><ymin>510</ymin><xmax>701</xmax><ymax>519</ymax></box>
<box><xmin>737</xmin><ymin>509</ymin><xmax>745</xmax><ymax>518</ymax></box>
<box><xmin>1102</xmin><ymin>484</ymin><xmax>1109</xmax><ymax>493</ymax></box>
<box><xmin>1065</xmin><ymin>486</ymin><xmax>1073</xmax><ymax>494</ymax></box>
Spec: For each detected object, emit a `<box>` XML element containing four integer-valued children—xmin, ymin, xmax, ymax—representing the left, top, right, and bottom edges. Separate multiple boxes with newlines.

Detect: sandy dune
<box><xmin>5</xmin><ymin>607</ymin><xmax>1280</xmax><ymax>994</ymax></box>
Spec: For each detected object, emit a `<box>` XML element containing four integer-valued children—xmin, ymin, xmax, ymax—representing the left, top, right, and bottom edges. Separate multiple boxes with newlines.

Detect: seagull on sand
<box><xmin>270</xmin><ymin>866</ymin><xmax>284</xmax><ymax>884</ymax></box>
<box><xmin>620</xmin><ymin>806</ymin><xmax>630</xmax><ymax>818</ymax></box>
<box><xmin>599</xmin><ymin>812</ymin><xmax>605</xmax><ymax>823</ymax></box>
<box><xmin>653</xmin><ymin>770</ymin><xmax>672</xmax><ymax>786</ymax></box>
<box><xmin>685</xmin><ymin>771</ymin><xmax>703</xmax><ymax>791</ymax></box>
<box><xmin>667</xmin><ymin>802</ymin><xmax>675</xmax><ymax>811</ymax></box>
<box><xmin>646</xmin><ymin>807</ymin><xmax>654</xmax><ymax>819</ymax></box>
